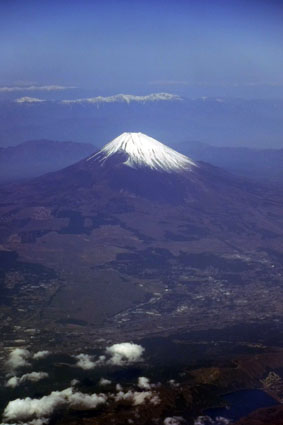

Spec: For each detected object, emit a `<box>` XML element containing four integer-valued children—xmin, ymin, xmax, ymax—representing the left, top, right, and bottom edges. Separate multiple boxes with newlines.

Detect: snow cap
<box><xmin>88</xmin><ymin>132</ymin><xmax>197</xmax><ymax>173</ymax></box>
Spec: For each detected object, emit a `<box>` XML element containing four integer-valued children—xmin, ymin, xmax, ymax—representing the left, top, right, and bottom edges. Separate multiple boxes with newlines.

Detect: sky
<box><xmin>1</xmin><ymin>0</ymin><xmax>283</xmax><ymax>97</ymax></box>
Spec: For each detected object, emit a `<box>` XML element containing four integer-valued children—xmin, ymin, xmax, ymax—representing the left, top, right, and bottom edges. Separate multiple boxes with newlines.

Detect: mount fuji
<box><xmin>79</xmin><ymin>132</ymin><xmax>201</xmax><ymax>202</ymax></box>
<box><xmin>1</xmin><ymin>132</ymin><xmax>283</xmax><ymax>341</ymax></box>
<box><xmin>88</xmin><ymin>132</ymin><xmax>197</xmax><ymax>172</ymax></box>
<box><xmin>2</xmin><ymin>131</ymin><xmax>281</xmax><ymax>208</ymax></box>
<box><xmin>2</xmin><ymin>131</ymin><xmax>251</xmax><ymax>205</ymax></box>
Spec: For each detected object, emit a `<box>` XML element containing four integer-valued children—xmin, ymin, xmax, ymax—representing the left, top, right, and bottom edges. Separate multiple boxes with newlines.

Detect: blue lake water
<box><xmin>206</xmin><ymin>389</ymin><xmax>278</xmax><ymax>422</ymax></box>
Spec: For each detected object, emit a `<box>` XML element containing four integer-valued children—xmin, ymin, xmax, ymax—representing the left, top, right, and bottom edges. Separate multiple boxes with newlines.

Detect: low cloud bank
<box><xmin>6</xmin><ymin>372</ymin><xmax>48</xmax><ymax>388</ymax></box>
<box><xmin>3</xmin><ymin>384</ymin><xmax>160</xmax><ymax>423</ymax></box>
<box><xmin>75</xmin><ymin>342</ymin><xmax>144</xmax><ymax>370</ymax></box>
<box><xmin>3</xmin><ymin>388</ymin><xmax>107</xmax><ymax>422</ymax></box>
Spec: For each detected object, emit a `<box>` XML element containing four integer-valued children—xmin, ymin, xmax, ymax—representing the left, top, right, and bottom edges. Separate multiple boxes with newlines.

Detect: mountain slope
<box><xmin>0</xmin><ymin>132</ymin><xmax>283</xmax><ymax>349</ymax></box>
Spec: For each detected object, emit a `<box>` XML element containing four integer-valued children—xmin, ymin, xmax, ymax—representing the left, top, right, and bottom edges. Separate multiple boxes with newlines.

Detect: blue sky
<box><xmin>1</xmin><ymin>0</ymin><xmax>283</xmax><ymax>97</ymax></box>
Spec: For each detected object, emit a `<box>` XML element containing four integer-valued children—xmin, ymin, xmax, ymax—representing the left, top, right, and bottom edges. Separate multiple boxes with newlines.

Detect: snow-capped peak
<box><xmin>87</xmin><ymin>132</ymin><xmax>197</xmax><ymax>172</ymax></box>
<box><xmin>61</xmin><ymin>93</ymin><xmax>182</xmax><ymax>105</ymax></box>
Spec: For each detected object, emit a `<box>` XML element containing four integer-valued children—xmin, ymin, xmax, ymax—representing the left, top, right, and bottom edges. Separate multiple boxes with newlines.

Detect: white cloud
<box><xmin>33</xmin><ymin>351</ymin><xmax>50</xmax><ymax>360</ymax></box>
<box><xmin>0</xmin><ymin>85</ymin><xmax>75</xmax><ymax>92</ymax></box>
<box><xmin>15</xmin><ymin>97</ymin><xmax>45</xmax><ymax>103</ymax></box>
<box><xmin>3</xmin><ymin>388</ymin><xmax>107</xmax><ymax>422</ymax></box>
<box><xmin>137</xmin><ymin>377</ymin><xmax>151</xmax><ymax>390</ymax></box>
<box><xmin>116</xmin><ymin>383</ymin><xmax>123</xmax><ymax>391</ymax></box>
<box><xmin>61</xmin><ymin>93</ymin><xmax>182</xmax><ymax>105</ymax></box>
<box><xmin>115</xmin><ymin>390</ymin><xmax>160</xmax><ymax>406</ymax></box>
<box><xmin>75</xmin><ymin>342</ymin><xmax>145</xmax><ymax>370</ymax></box>
<box><xmin>74</xmin><ymin>354</ymin><xmax>96</xmax><ymax>370</ymax></box>
<box><xmin>99</xmin><ymin>378</ymin><xmax>111</xmax><ymax>386</ymax></box>
<box><xmin>168</xmin><ymin>379</ymin><xmax>180</xmax><ymax>388</ymax></box>
<box><xmin>6</xmin><ymin>349</ymin><xmax>31</xmax><ymax>371</ymax></box>
<box><xmin>6</xmin><ymin>372</ymin><xmax>48</xmax><ymax>388</ymax></box>
<box><xmin>106</xmin><ymin>342</ymin><xmax>144</xmax><ymax>366</ymax></box>
<box><xmin>5</xmin><ymin>377</ymin><xmax>19</xmax><ymax>388</ymax></box>
<box><xmin>5</xmin><ymin>349</ymin><xmax>50</xmax><ymax>372</ymax></box>
<box><xmin>74</xmin><ymin>354</ymin><xmax>106</xmax><ymax>370</ymax></box>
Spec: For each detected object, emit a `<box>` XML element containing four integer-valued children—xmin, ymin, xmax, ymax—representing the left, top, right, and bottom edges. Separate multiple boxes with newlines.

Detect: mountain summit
<box><xmin>7</xmin><ymin>132</ymin><xmax>271</xmax><ymax>206</ymax></box>
<box><xmin>15</xmin><ymin>132</ymin><xmax>238</xmax><ymax>203</ymax></box>
<box><xmin>87</xmin><ymin>132</ymin><xmax>197</xmax><ymax>173</ymax></box>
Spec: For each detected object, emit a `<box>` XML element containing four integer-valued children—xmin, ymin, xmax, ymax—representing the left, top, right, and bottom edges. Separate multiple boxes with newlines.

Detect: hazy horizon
<box><xmin>1</xmin><ymin>0</ymin><xmax>283</xmax><ymax>99</ymax></box>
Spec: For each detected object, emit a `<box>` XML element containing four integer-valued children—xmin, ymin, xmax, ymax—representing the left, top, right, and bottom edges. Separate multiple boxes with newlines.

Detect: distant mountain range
<box><xmin>0</xmin><ymin>139</ymin><xmax>95</xmax><ymax>182</ymax></box>
<box><xmin>1</xmin><ymin>95</ymin><xmax>283</xmax><ymax>148</ymax></box>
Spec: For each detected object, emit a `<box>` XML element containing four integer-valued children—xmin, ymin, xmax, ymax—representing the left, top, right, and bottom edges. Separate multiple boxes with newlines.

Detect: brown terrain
<box><xmin>1</xmin><ymin>135</ymin><xmax>283</xmax><ymax>424</ymax></box>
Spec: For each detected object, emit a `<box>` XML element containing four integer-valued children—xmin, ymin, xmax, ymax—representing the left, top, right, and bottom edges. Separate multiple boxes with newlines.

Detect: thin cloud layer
<box><xmin>0</xmin><ymin>85</ymin><xmax>74</xmax><ymax>92</ymax></box>
<box><xmin>15</xmin><ymin>97</ymin><xmax>45</xmax><ymax>103</ymax></box>
<box><xmin>61</xmin><ymin>93</ymin><xmax>182</xmax><ymax>104</ymax></box>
